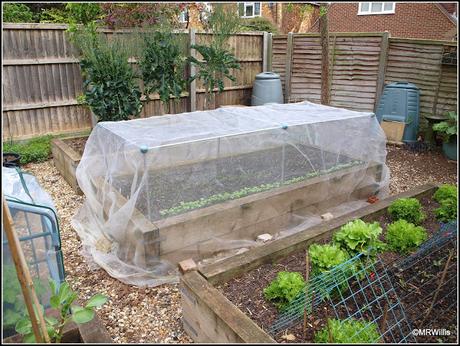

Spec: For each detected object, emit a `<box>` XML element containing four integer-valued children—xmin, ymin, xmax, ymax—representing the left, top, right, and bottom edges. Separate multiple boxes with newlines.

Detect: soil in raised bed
<box><xmin>218</xmin><ymin>194</ymin><xmax>458</xmax><ymax>343</ymax></box>
<box><xmin>110</xmin><ymin>144</ymin><xmax>360</xmax><ymax>221</ymax></box>
<box><xmin>64</xmin><ymin>137</ymin><xmax>88</xmax><ymax>156</ymax></box>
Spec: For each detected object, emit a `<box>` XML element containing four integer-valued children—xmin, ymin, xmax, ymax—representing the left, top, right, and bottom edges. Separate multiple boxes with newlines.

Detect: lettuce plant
<box><xmin>263</xmin><ymin>271</ymin><xmax>305</xmax><ymax>311</ymax></box>
<box><xmin>433</xmin><ymin>184</ymin><xmax>458</xmax><ymax>203</ymax></box>
<box><xmin>435</xmin><ymin>198</ymin><xmax>457</xmax><ymax>222</ymax></box>
<box><xmin>309</xmin><ymin>243</ymin><xmax>350</xmax><ymax>275</ymax></box>
<box><xmin>333</xmin><ymin>219</ymin><xmax>386</xmax><ymax>258</ymax></box>
<box><xmin>385</xmin><ymin>219</ymin><xmax>428</xmax><ymax>254</ymax></box>
<box><xmin>388</xmin><ymin>198</ymin><xmax>426</xmax><ymax>225</ymax></box>
<box><xmin>314</xmin><ymin>318</ymin><xmax>380</xmax><ymax>343</ymax></box>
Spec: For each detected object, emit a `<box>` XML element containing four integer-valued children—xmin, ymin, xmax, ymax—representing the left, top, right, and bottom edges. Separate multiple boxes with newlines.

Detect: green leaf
<box><xmin>50</xmin><ymin>295</ymin><xmax>60</xmax><ymax>309</ymax></box>
<box><xmin>85</xmin><ymin>293</ymin><xmax>108</xmax><ymax>308</ymax></box>
<box><xmin>15</xmin><ymin>317</ymin><xmax>32</xmax><ymax>334</ymax></box>
<box><xmin>72</xmin><ymin>306</ymin><xmax>95</xmax><ymax>324</ymax></box>
<box><xmin>44</xmin><ymin>315</ymin><xmax>59</xmax><ymax>326</ymax></box>
<box><xmin>23</xmin><ymin>332</ymin><xmax>36</xmax><ymax>343</ymax></box>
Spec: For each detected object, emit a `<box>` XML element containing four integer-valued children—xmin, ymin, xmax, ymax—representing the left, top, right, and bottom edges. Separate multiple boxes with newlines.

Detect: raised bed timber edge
<box><xmin>179</xmin><ymin>183</ymin><xmax>438</xmax><ymax>343</ymax></box>
<box><xmin>3</xmin><ymin>312</ymin><xmax>112</xmax><ymax>343</ymax></box>
<box><xmin>51</xmin><ymin>135</ymin><xmax>87</xmax><ymax>195</ymax></box>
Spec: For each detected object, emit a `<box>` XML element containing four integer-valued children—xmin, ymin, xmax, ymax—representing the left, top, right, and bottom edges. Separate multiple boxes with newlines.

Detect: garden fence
<box><xmin>2</xmin><ymin>24</ymin><xmax>457</xmax><ymax>141</ymax></box>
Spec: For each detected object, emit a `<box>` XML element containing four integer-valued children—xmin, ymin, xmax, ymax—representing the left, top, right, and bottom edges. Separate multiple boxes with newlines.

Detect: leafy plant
<box><xmin>2</xmin><ymin>265</ymin><xmax>46</xmax><ymax>332</ymax></box>
<box><xmin>40</xmin><ymin>3</ymin><xmax>102</xmax><ymax>24</ymax></box>
<box><xmin>3</xmin><ymin>135</ymin><xmax>53</xmax><ymax>164</ymax></box>
<box><xmin>433</xmin><ymin>184</ymin><xmax>457</xmax><ymax>203</ymax></box>
<box><xmin>433</xmin><ymin>111</ymin><xmax>457</xmax><ymax>143</ymax></box>
<box><xmin>385</xmin><ymin>220</ymin><xmax>428</xmax><ymax>254</ymax></box>
<box><xmin>138</xmin><ymin>26</ymin><xmax>187</xmax><ymax>113</ymax></box>
<box><xmin>309</xmin><ymin>243</ymin><xmax>349</xmax><ymax>275</ymax></box>
<box><xmin>2</xmin><ymin>3</ymin><xmax>36</xmax><ymax>23</ymax></box>
<box><xmin>15</xmin><ymin>279</ymin><xmax>108</xmax><ymax>343</ymax></box>
<box><xmin>333</xmin><ymin>219</ymin><xmax>386</xmax><ymax>258</ymax></box>
<box><xmin>435</xmin><ymin>198</ymin><xmax>457</xmax><ymax>222</ymax></box>
<box><xmin>68</xmin><ymin>24</ymin><xmax>143</xmax><ymax>122</ymax></box>
<box><xmin>241</xmin><ymin>17</ymin><xmax>278</xmax><ymax>34</ymax></box>
<box><xmin>264</xmin><ymin>271</ymin><xmax>305</xmax><ymax>311</ymax></box>
<box><xmin>388</xmin><ymin>198</ymin><xmax>426</xmax><ymax>225</ymax></box>
<box><xmin>188</xmin><ymin>3</ymin><xmax>241</xmax><ymax>109</ymax></box>
<box><xmin>314</xmin><ymin>318</ymin><xmax>380</xmax><ymax>343</ymax></box>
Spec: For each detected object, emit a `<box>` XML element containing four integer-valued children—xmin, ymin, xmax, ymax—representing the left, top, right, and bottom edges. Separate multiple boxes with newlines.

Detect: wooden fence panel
<box><xmin>271</xmin><ymin>35</ymin><xmax>288</xmax><ymax>92</ymax></box>
<box><xmin>2</xmin><ymin>24</ymin><xmax>264</xmax><ymax>140</ymax></box>
<box><xmin>435</xmin><ymin>63</ymin><xmax>457</xmax><ymax>117</ymax></box>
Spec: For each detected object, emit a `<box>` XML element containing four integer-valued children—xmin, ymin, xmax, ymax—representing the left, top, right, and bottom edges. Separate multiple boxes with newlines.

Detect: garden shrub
<box><xmin>68</xmin><ymin>24</ymin><xmax>143</xmax><ymax>122</ymax></box>
<box><xmin>263</xmin><ymin>271</ymin><xmax>305</xmax><ymax>311</ymax></box>
<box><xmin>385</xmin><ymin>220</ymin><xmax>428</xmax><ymax>254</ymax></box>
<box><xmin>3</xmin><ymin>135</ymin><xmax>53</xmax><ymax>164</ymax></box>
<box><xmin>309</xmin><ymin>243</ymin><xmax>350</xmax><ymax>275</ymax></box>
<box><xmin>333</xmin><ymin>219</ymin><xmax>386</xmax><ymax>258</ymax></box>
<box><xmin>314</xmin><ymin>318</ymin><xmax>380</xmax><ymax>343</ymax></box>
<box><xmin>241</xmin><ymin>17</ymin><xmax>278</xmax><ymax>33</ymax></box>
<box><xmin>435</xmin><ymin>198</ymin><xmax>457</xmax><ymax>222</ymax></box>
<box><xmin>388</xmin><ymin>198</ymin><xmax>426</xmax><ymax>224</ymax></box>
<box><xmin>433</xmin><ymin>184</ymin><xmax>457</xmax><ymax>203</ymax></box>
<box><xmin>2</xmin><ymin>3</ymin><xmax>36</xmax><ymax>23</ymax></box>
<box><xmin>139</xmin><ymin>27</ymin><xmax>187</xmax><ymax>113</ymax></box>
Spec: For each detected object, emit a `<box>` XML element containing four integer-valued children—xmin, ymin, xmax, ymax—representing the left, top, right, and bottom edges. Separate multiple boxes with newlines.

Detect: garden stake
<box><xmin>421</xmin><ymin>249</ymin><xmax>454</xmax><ymax>325</ymax></box>
<box><xmin>380</xmin><ymin>301</ymin><xmax>389</xmax><ymax>333</ymax></box>
<box><xmin>302</xmin><ymin>250</ymin><xmax>310</xmax><ymax>340</ymax></box>
<box><xmin>2</xmin><ymin>196</ymin><xmax>50</xmax><ymax>343</ymax></box>
<box><xmin>327</xmin><ymin>318</ymin><xmax>333</xmax><ymax>343</ymax></box>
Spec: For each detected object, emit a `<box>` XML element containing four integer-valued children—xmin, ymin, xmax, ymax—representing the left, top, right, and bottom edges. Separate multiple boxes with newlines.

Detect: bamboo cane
<box><xmin>2</xmin><ymin>196</ymin><xmax>50</xmax><ymax>343</ymax></box>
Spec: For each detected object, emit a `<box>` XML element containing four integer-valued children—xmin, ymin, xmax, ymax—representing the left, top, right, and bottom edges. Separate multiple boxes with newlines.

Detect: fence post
<box><xmin>374</xmin><ymin>31</ymin><xmax>390</xmax><ymax>112</ymax></box>
<box><xmin>320</xmin><ymin>8</ymin><xmax>330</xmax><ymax>105</ymax></box>
<box><xmin>188</xmin><ymin>28</ymin><xmax>197</xmax><ymax>112</ymax></box>
<box><xmin>267</xmin><ymin>33</ymin><xmax>273</xmax><ymax>71</ymax></box>
<box><xmin>431</xmin><ymin>51</ymin><xmax>444</xmax><ymax>117</ymax></box>
<box><xmin>263</xmin><ymin>32</ymin><xmax>269</xmax><ymax>72</ymax></box>
<box><xmin>284</xmin><ymin>32</ymin><xmax>294</xmax><ymax>103</ymax></box>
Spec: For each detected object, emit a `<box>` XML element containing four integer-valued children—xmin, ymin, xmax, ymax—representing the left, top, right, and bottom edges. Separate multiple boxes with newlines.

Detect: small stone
<box><xmin>281</xmin><ymin>333</ymin><xmax>296</xmax><ymax>341</ymax></box>
<box><xmin>321</xmin><ymin>212</ymin><xmax>334</xmax><ymax>221</ymax></box>
<box><xmin>236</xmin><ymin>247</ymin><xmax>249</xmax><ymax>255</ymax></box>
<box><xmin>256</xmin><ymin>233</ymin><xmax>273</xmax><ymax>242</ymax></box>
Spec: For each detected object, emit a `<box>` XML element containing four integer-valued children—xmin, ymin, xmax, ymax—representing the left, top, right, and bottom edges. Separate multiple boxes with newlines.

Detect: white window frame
<box><xmin>358</xmin><ymin>2</ymin><xmax>396</xmax><ymax>15</ymax></box>
<box><xmin>240</xmin><ymin>2</ymin><xmax>262</xmax><ymax>18</ymax></box>
<box><xmin>178</xmin><ymin>8</ymin><xmax>188</xmax><ymax>23</ymax></box>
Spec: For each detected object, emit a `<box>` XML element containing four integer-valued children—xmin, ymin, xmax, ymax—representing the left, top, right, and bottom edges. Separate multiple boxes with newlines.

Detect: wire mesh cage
<box><xmin>72</xmin><ymin>101</ymin><xmax>390</xmax><ymax>286</ymax></box>
<box><xmin>270</xmin><ymin>253</ymin><xmax>415</xmax><ymax>343</ymax></box>
<box><xmin>389</xmin><ymin>221</ymin><xmax>457</xmax><ymax>343</ymax></box>
<box><xmin>2</xmin><ymin>167</ymin><xmax>65</xmax><ymax>337</ymax></box>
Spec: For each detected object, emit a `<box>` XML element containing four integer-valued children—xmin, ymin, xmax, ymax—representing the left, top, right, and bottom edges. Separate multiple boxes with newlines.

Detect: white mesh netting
<box><xmin>72</xmin><ymin>101</ymin><xmax>390</xmax><ymax>286</ymax></box>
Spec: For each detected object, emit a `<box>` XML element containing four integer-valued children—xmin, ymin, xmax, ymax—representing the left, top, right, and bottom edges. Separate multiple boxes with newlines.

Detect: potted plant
<box><xmin>433</xmin><ymin>111</ymin><xmax>457</xmax><ymax>161</ymax></box>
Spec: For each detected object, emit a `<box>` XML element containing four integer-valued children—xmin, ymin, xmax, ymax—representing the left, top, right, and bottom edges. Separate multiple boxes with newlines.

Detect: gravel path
<box><xmin>22</xmin><ymin>144</ymin><xmax>456</xmax><ymax>343</ymax></box>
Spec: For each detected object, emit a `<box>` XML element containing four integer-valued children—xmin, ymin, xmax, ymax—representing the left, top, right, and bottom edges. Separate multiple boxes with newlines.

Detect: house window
<box><xmin>179</xmin><ymin>9</ymin><xmax>189</xmax><ymax>23</ymax></box>
<box><xmin>239</xmin><ymin>2</ymin><xmax>262</xmax><ymax>18</ymax></box>
<box><xmin>358</xmin><ymin>2</ymin><xmax>395</xmax><ymax>15</ymax></box>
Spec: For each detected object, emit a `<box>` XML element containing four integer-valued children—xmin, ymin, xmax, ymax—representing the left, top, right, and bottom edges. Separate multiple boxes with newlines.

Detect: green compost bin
<box><xmin>376</xmin><ymin>82</ymin><xmax>420</xmax><ymax>143</ymax></box>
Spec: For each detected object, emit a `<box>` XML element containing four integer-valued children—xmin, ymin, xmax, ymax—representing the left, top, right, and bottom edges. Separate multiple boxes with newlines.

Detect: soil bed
<box><xmin>110</xmin><ymin>145</ymin><xmax>360</xmax><ymax>221</ymax></box>
<box><xmin>218</xmin><ymin>194</ymin><xmax>457</xmax><ymax>343</ymax></box>
<box><xmin>64</xmin><ymin>137</ymin><xmax>88</xmax><ymax>156</ymax></box>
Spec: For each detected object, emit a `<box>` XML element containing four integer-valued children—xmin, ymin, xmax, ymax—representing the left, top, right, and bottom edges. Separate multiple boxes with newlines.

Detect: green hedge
<box><xmin>3</xmin><ymin>135</ymin><xmax>53</xmax><ymax>164</ymax></box>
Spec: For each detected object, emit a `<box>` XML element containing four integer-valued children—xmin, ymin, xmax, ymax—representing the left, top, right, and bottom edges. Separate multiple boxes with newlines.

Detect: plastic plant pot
<box><xmin>442</xmin><ymin>135</ymin><xmax>457</xmax><ymax>161</ymax></box>
<box><xmin>3</xmin><ymin>152</ymin><xmax>21</xmax><ymax>167</ymax></box>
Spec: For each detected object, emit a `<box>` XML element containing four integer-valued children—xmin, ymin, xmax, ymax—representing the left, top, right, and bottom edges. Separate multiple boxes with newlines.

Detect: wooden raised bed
<box><xmin>179</xmin><ymin>184</ymin><xmax>437</xmax><ymax>343</ymax></box>
<box><xmin>51</xmin><ymin>135</ymin><xmax>87</xmax><ymax>195</ymax></box>
<box><xmin>3</xmin><ymin>312</ymin><xmax>112</xmax><ymax>343</ymax></box>
<box><xmin>98</xmin><ymin>160</ymin><xmax>383</xmax><ymax>268</ymax></box>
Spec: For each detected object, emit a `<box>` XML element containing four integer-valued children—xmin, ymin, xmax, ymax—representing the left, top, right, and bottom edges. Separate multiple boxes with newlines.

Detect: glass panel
<box><xmin>383</xmin><ymin>2</ymin><xmax>394</xmax><ymax>11</ymax></box>
<box><xmin>245</xmin><ymin>4</ymin><xmax>254</xmax><ymax>17</ymax></box>
<box><xmin>238</xmin><ymin>3</ymin><xmax>245</xmax><ymax>16</ymax></box>
<box><xmin>371</xmin><ymin>2</ymin><xmax>383</xmax><ymax>12</ymax></box>
<box><xmin>360</xmin><ymin>2</ymin><xmax>370</xmax><ymax>12</ymax></box>
<box><xmin>255</xmin><ymin>2</ymin><xmax>261</xmax><ymax>15</ymax></box>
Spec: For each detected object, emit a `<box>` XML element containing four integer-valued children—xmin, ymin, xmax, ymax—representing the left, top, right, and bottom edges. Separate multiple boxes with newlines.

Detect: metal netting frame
<box><xmin>270</xmin><ymin>252</ymin><xmax>416</xmax><ymax>343</ymax></box>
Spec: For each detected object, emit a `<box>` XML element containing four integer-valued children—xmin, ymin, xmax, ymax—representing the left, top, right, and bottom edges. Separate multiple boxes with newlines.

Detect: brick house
<box><xmin>309</xmin><ymin>2</ymin><xmax>458</xmax><ymax>40</ymax></box>
<box><xmin>179</xmin><ymin>2</ymin><xmax>320</xmax><ymax>34</ymax></box>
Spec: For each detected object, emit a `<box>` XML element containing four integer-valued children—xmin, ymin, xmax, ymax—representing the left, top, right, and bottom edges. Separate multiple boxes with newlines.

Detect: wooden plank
<box><xmin>181</xmin><ymin>270</ymin><xmax>275</xmax><ymax>343</ymax></box>
<box><xmin>201</xmin><ymin>184</ymin><xmax>437</xmax><ymax>284</ymax></box>
<box><xmin>188</xmin><ymin>28</ymin><xmax>197</xmax><ymax>112</ymax></box>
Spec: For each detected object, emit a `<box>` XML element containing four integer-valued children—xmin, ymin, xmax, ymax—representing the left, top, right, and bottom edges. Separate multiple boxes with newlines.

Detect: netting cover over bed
<box><xmin>72</xmin><ymin>101</ymin><xmax>390</xmax><ymax>286</ymax></box>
